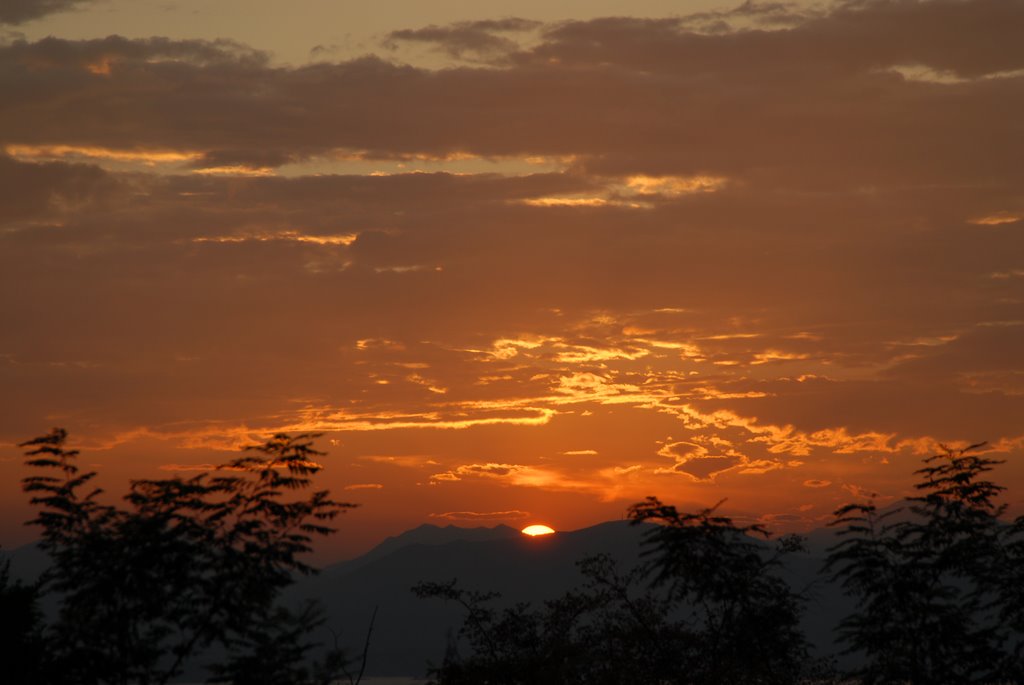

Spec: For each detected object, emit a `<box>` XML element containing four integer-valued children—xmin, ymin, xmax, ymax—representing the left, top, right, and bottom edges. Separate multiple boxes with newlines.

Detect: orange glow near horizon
<box><xmin>521</xmin><ymin>524</ymin><xmax>556</xmax><ymax>536</ymax></box>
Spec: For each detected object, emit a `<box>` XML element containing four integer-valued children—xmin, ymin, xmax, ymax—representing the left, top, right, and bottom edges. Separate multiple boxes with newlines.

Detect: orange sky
<box><xmin>2</xmin><ymin>0</ymin><xmax>1023</xmax><ymax>561</ymax></box>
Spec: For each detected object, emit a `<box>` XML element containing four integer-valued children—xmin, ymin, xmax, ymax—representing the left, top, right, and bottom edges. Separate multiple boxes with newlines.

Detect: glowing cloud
<box><xmin>193</xmin><ymin>230</ymin><xmax>358</xmax><ymax>246</ymax></box>
<box><xmin>520</xmin><ymin>196</ymin><xmax>615</xmax><ymax>208</ymax></box>
<box><xmin>191</xmin><ymin>165</ymin><xmax>275</xmax><ymax>177</ymax></box>
<box><xmin>4</xmin><ymin>144</ymin><xmax>201</xmax><ymax>165</ymax></box>
<box><xmin>431</xmin><ymin>510</ymin><xmax>530</xmax><ymax>521</ymax></box>
<box><xmin>969</xmin><ymin>213</ymin><xmax>1022</xmax><ymax>226</ymax></box>
<box><xmin>622</xmin><ymin>174</ymin><xmax>727</xmax><ymax>196</ymax></box>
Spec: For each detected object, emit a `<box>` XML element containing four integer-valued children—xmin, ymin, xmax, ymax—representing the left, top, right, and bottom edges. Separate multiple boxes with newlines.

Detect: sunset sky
<box><xmin>2</xmin><ymin>0</ymin><xmax>1023</xmax><ymax>560</ymax></box>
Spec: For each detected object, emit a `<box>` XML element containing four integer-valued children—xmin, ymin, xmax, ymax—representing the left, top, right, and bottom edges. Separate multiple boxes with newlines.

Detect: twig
<box><xmin>354</xmin><ymin>605</ymin><xmax>378</xmax><ymax>685</ymax></box>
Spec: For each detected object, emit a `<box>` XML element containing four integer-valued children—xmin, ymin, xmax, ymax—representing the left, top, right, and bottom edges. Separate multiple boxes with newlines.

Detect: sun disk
<box><xmin>521</xmin><ymin>524</ymin><xmax>555</xmax><ymax>536</ymax></box>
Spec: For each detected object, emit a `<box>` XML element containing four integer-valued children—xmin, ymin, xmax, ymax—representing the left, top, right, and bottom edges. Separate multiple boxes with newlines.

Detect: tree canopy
<box><xmin>826</xmin><ymin>443</ymin><xmax>1023</xmax><ymax>685</ymax></box>
<box><xmin>14</xmin><ymin>428</ymin><xmax>357</xmax><ymax>685</ymax></box>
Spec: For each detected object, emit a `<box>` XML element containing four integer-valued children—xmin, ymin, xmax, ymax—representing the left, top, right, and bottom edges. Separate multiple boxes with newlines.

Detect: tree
<box><xmin>415</xmin><ymin>497</ymin><xmax>816</xmax><ymax>685</ymax></box>
<box><xmin>627</xmin><ymin>497</ymin><xmax>811</xmax><ymax>685</ymax></box>
<box><xmin>826</xmin><ymin>443</ymin><xmax>1010</xmax><ymax>685</ymax></box>
<box><xmin>997</xmin><ymin>513</ymin><xmax>1024</xmax><ymax>680</ymax></box>
<box><xmin>20</xmin><ymin>428</ymin><xmax>357</xmax><ymax>684</ymax></box>
<box><xmin>0</xmin><ymin>552</ymin><xmax>46</xmax><ymax>684</ymax></box>
<box><xmin>414</xmin><ymin>556</ymin><xmax>678</xmax><ymax>685</ymax></box>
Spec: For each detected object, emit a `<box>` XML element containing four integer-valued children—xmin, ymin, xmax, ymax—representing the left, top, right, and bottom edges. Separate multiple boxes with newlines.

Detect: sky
<box><xmin>2</xmin><ymin>0</ymin><xmax>1023</xmax><ymax>561</ymax></box>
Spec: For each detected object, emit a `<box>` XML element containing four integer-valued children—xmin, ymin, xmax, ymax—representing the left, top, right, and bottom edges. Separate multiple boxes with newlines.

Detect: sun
<box><xmin>521</xmin><ymin>524</ymin><xmax>556</xmax><ymax>537</ymax></box>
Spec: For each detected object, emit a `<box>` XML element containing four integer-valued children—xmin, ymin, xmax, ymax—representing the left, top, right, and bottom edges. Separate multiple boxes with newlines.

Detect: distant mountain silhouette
<box><xmin>290</xmin><ymin>520</ymin><xmax>655</xmax><ymax>677</ymax></box>
<box><xmin>327</xmin><ymin>523</ymin><xmax>523</xmax><ymax>576</ymax></box>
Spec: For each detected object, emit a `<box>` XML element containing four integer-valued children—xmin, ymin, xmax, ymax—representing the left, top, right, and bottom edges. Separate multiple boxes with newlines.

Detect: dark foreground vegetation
<box><xmin>2</xmin><ymin>430</ymin><xmax>1024</xmax><ymax>684</ymax></box>
<box><xmin>0</xmin><ymin>430</ymin><xmax>365</xmax><ymax>685</ymax></box>
<box><xmin>419</xmin><ymin>443</ymin><xmax>1024</xmax><ymax>685</ymax></box>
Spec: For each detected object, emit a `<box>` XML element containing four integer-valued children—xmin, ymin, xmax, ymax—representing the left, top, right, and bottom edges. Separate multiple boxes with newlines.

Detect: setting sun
<box><xmin>521</xmin><ymin>524</ymin><xmax>556</xmax><ymax>537</ymax></box>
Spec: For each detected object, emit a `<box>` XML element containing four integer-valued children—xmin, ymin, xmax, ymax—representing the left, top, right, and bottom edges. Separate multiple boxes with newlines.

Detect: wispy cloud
<box><xmin>429</xmin><ymin>510</ymin><xmax>530</xmax><ymax>521</ymax></box>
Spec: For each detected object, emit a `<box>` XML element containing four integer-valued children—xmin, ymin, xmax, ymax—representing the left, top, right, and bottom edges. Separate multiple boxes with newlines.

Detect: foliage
<box><xmin>413</xmin><ymin>557</ymin><xmax>677</xmax><ymax>685</ymax></box>
<box><xmin>0</xmin><ymin>552</ymin><xmax>47</xmax><ymax>684</ymax></box>
<box><xmin>208</xmin><ymin>600</ymin><xmax>374</xmax><ymax>685</ymax></box>
<box><xmin>628</xmin><ymin>498</ymin><xmax>812</xmax><ymax>685</ymax></box>
<box><xmin>826</xmin><ymin>443</ymin><xmax>1017</xmax><ymax>685</ymax></box>
<box><xmin>415</xmin><ymin>498</ymin><xmax>815</xmax><ymax>685</ymax></box>
<box><xmin>19</xmin><ymin>427</ymin><xmax>357</xmax><ymax>685</ymax></box>
<box><xmin>998</xmin><ymin>514</ymin><xmax>1024</xmax><ymax>681</ymax></box>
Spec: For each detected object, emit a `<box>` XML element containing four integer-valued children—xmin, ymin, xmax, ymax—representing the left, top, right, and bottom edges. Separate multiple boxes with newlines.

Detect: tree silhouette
<box><xmin>998</xmin><ymin>513</ymin><xmax>1024</xmax><ymax>680</ymax></box>
<box><xmin>414</xmin><ymin>556</ymin><xmax>678</xmax><ymax>685</ymax></box>
<box><xmin>826</xmin><ymin>443</ymin><xmax>1012</xmax><ymax>685</ymax></box>
<box><xmin>627</xmin><ymin>497</ymin><xmax>811</xmax><ymax>685</ymax></box>
<box><xmin>415</xmin><ymin>497</ymin><xmax>816</xmax><ymax>685</ymax></box>
<box><xmin>19</xmin><ymin>428</ymin><xmax>356</xmax><ymax>684</ymax></box>
<box><xmin>0</xmin><ymin>552</ymin><xmax>46</xmax><ymax>683</ymax></box>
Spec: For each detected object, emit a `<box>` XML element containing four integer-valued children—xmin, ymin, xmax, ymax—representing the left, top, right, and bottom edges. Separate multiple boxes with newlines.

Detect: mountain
<box><xmin>325</xmin><ymin>522</ymin><xmax>523</xmax><ymax>576</ymax></box>
<box><xmin>290</xmin><ymin>520</ymin><xmax>656</xmax><ymax>677</ymax></box>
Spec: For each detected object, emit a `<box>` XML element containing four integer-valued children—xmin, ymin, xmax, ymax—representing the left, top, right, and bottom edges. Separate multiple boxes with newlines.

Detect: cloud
<box><xmin>968</xmin><ymin>212</ymin><xmax>1022</xmax><ymax>226</ymax></box>
<box><xmin>423</xmin><ymin>457</ymin><xmax>652</xmax><ymax>502</ymax></box>
<box><xmin>192</xmin><ymin>230</ymin><xmax>358</xmax><ymax>246</ymax></box>
<box><xmin>387</xmin><ymin>18</ymin><xmax>540</xmax><ymax>62</ymax></box>
<box><xmin>158</xmin><ymin>463</ymin><xmax>253</xmax><ymax>472</ymax></box>
<box><xmin>0</xmin><ymin>0</ymin><xmax>91</xmax><ymax>25</ymax></box>
<box><xmin>1</xmin><ymin>2</ymin><xmax>1020</xmax><ymax>189</ymax></box>
<box><xmin>359</xmin><ymin>455</ymin><xmax>438</xmax><ymax>467</ymax></box>
<box><xmin>533</xmin><ymin>1</ymin><xmax>1024</xmax><ymax>79</ymax></box>
<box><xmin>159</xmin><ymin>463</ymin><xmax>220</xmax><ymax>472</ymax></box>
<box><xmin>429</xmin><ymin>509</ymin><xmax>530</xmax><ymax>521</ymax></box>
<box><xmin>656</xmin><ymin>441</ymin><xmax>745</xmax><ymax>482</ymax></box>
<box><xmin>291</xmin><ymin>407</ymin><xmax>557</xmax><ymax>433</ymax></box>
<box><xmin>622</xmin><ymin>174</ymin><xmax>727</xmax><ymax>196</ymax></box>
<box><xmin>344</xmin><ymin>483</ymin><xmax>384</xmax><ymax>490</ymax></box>
<box><xmin>5</xmin><ymin>144</ymin><xmax>203</xmax><ymax>165</ymax></box>
<box><xmin>430</xmin><ymin>462</ymin><xmax>526</xmax><ymax>482</ymax></box>
<box><xmin>0</xmin><ymin>154</ymin><xmax>112</xmax><ymax>222</ymax></box>
<box><xmin>456</xmin><ymin>463</ymin><xmax>523</xmax><ymax>476</ymax></box>
<box><xmin>842</xmin><ymin>483</ymin><xmax>884</xmax><ymax>500</ymax></box>
<box><xmin>677</xmin><ymin>1</ymin><xmax>819</xmax><ymax>32</ymax></box>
